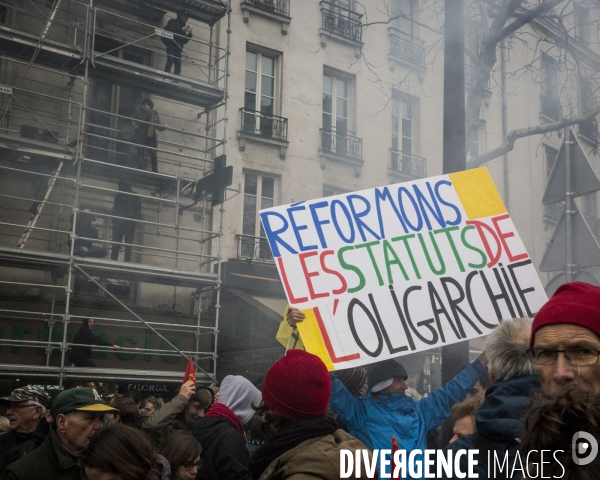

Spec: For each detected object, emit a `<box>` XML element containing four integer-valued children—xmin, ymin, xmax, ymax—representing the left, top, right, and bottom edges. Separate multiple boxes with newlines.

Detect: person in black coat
<box><xmin>162</xmin><ymin>9</ymin><xmax>193</xmax><ymax>75</ymax></box>
<box><xmin>111</xmin><ymin>181</ymin><xmax>142</xmax><ymax>262</ymax></box>
<box><xmin>69</xmin><ymin>209</ymin><xmax>108</xmax><ymax>258</ymax></box>
<box><xmin>69</xmin><ymin>318</ymin><xmax>120</xmax><ymax>367</ymax></box>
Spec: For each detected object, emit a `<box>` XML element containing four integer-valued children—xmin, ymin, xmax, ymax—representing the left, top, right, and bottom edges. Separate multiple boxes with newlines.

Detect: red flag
<box><xmin>183</xmin><ymin>357</ymin><xmax>196</xmax><ymax>384</ymax></box>
<box><xmin>392</xmin><ymin>436</ymin><xmax>399</xmax><ymax>479</ymax></box>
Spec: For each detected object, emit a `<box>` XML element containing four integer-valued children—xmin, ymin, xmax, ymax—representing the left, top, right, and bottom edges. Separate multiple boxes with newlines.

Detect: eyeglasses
<box><xmin>527</xmin><ymin>348</ymin><xmax>600</xmax><ymax>366</ymax></box>
<box><xmin>182</xmin><ymin>460</ymin><xmax>202</xmax><ymax>470</ymax></box>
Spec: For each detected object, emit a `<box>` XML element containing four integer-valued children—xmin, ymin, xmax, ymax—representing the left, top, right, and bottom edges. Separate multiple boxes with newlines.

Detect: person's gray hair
<box><xmin>25</xmin><ymin>401</ymin><xmax>46</xmax><ymax>416</ymax></box>
<box><xmin>485</xmin><ymin>317</ymin><xmax>534</xmax><ymax>381</ymax></box>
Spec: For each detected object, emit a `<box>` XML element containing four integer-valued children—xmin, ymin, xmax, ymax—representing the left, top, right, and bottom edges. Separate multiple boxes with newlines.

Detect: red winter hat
<box><xmin>262</xmin><ymin>350</ymin><xmax>331</xmax><ymax>422</ymax></box>
<box><xmin>531</xmin><ymin>281</ymin><xmax>600</xmax><ymax>347</ymax></box>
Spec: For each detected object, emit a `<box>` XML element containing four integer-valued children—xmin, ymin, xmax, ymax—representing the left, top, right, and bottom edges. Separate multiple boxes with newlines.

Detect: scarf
<box><xmin>204</xmin><ymin>403</ymin><xmax>245</xmax><ymax>437</ymax></box>
<box><xmin>247</xmin><ymin>415</ymin><xmax>337</xmax><ymax>480</ymax></box>
<box><xmin>145</xmin><ymin>454</ymin><xmax>171</xmax><ymax>480</ymax></box>
<box><xmin>144</xmin><ymin>109</ymin><xmax>156</xmax><ymax>139</ymax></box>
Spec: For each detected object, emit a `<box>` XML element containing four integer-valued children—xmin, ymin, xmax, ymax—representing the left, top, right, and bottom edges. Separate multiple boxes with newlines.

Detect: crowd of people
<box><xmin>0</xmin><ymin>281</ymin><xmax>598</xmax><ymax>479</ymax></box>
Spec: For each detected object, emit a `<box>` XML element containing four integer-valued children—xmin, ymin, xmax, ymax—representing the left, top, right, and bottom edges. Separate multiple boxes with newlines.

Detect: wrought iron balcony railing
<box><xmin>391</xmin><ymin>150</ymin><xmax>426</xmax><ymax>178</ymax></box>
<box><xmin>579</xmin><ymin>118</ymin><xmax>599</xmax><ymax>143</ymax></box>
<box><xmin>320</xmin><ymin>128</ymin><xmax>362</xmax><ymax>160</ymax></box>
<box><xmin>540</xmin><ymin>95</ymin><xmax>562</xmax><ymax>121</ymax></box>
<box><xmin>389</xmin><ymin>30</ymin><xmax>425</xmax><ymax>66</ymax></box>
<box><xmin>544</xmin><ymin>202</ymin><xmax>564</xmax><ymax>221</ymax></box>
<box><xmin>321</xmin><ymin>1</ymin><xmax>362</xmax><ymax>43</ymax></box>
<box><xmin>244</xmin><ymin>0</ymin><xmax>290</xmax><ymax>17</ymax></box>
<box><xmin>236</xmin><ymin>234</ymin><xmax>274</xmax><ymax>262</ymax></box>
<box><xmin>240</xmin><ymin>108</ymin><xmax>288</xmax><ymax>142</ymax></box>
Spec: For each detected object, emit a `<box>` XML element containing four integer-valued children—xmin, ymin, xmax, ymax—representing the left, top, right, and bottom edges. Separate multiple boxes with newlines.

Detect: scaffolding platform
<box><xmin>143</xmin><ymin>0</ymin><xmax>228</xmax><ymax>25</ymax></box>
<box><xmin>0</xmin><ymin>25</ymin><xmax>83</xmax><ymax>71</ymax></box>
<box><xmin>0</xmin><ymin>133</ymin><xmax>78</xmax><ymax>162</ymax></box>
<box><xmin>0</xmin><ymin>247</ymin><xmax>218</xmax><ymax>288</ymax></box>
<box><xmin>0</xmin><ymin>364</ymin><xmax>215</xmax><ymax>383</ymax></box>
<box><xmin>89</xmin><ymin>55</ymin><xmax>224</xmax><ymax>109</ymax></box>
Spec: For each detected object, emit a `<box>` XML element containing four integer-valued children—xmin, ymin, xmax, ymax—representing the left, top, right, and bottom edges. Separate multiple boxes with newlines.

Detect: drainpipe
<box><xmin>501</xmin><ymin>39</ymin><xmax>509</xmax><ymax>210</ymax></box>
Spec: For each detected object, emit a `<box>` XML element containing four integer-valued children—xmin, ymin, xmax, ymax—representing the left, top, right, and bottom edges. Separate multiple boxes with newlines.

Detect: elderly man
<box><xmin>528</xmin><ymin>281</ymin><xmax>600</xmax><ymax>395</ymax></box>
<box><xmin>0</xmin><ymin>386</ymin><xmax>51</xmax><ymax>471</ymax></box>
<box><xmin>0</xmin><ymin>387</ymin><xmax>117</xmax><ymax>480</ymax></box>
<box><xmin>441</xmin><ymin>317</ymin><xmax>539</xmax><ymax>480</ymax></box>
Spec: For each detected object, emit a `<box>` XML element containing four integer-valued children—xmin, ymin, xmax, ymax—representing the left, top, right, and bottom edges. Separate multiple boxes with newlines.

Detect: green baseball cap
<box><xmin>51</xmin><ymin>388</ymin><xmax>119</xmax><ymax>417</ymax></box>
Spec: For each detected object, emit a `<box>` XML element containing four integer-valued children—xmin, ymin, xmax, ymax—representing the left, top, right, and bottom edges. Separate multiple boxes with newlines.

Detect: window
<box><xmin>467</xmin><ymin>121</ymin><xmax>486</xmax><ymax>160</ymax></box>
<box><xmin>241</xmin><ymin>173</ymin><xmax>276</xmax><ymax>260</ymax></box>
<box><xmin>392</xmin><ymin>98</ymin><xmax>412</xmax><ymax>161</ymax></box>
<box><xmin>392</xmin><ymin>0</ymin><xmax>415</xmax><ymax>37</ymax></box>
<box><xmin>541</xmin><ymin>54</ymin><xmax>561</xmax><ymax>120</ymax></box>
<box><xmin>0</xmin><ymin>5</ymin><xmax>6</xmax><ymax>24</ymax></box>
<box><xmin>322</xmin><ymin>72</ymin><xmax>356</xmax><ymax>157</ymax></box>
<box><xmin>323</xmin><ymin>185</ymin><xmax>348</xmax><ymax>197</ymax></box>
<box><xmin>544</xmin><ymin>145</ymin><xmax>558</xmax><ymax>184</ymax></box>
<box><xmin>542</xmin><ymin>54</ymin><xmax>558</xmax><ymax>99</ymax></box>
<box><xmin>579</xmin><ymin>78</ymin><xmax>599</xmax><ymax>141</ymax></box>
<box><xmin>322</xmin><ymin>0</ymin><xmax>362</xmax><ymax>43</ymax></box>
<box><xmin>87</xmin><ymin>38</ymin><xmax>148</xmax><ymax>162</ymax></box>
<box><xmin>584</xmin><ymin>192</ymin><xmax>598</xmax><ymax>218</ymax></box>
<box><xmin>244</xmin><ymin>51</ymin><xmax>275</xmax><ymax>121</ymax></box>
<box><xmin>574</xmin><ymin>4</ymin><xmax>589</xmax><ymax>45</ymax></box>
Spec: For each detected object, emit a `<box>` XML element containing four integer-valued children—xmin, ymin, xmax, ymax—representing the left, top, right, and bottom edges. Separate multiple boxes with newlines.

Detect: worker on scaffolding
<box><xmin>162</xmin><ymin>9</ymin><xmax>193</xmax><ymax>76</ymax></box>
<box><xmin>68</xmin><ymin>209</ymin><xmax>108</xmax><ymax>258</ymax></box>
<box><xmin>69</xmin><ymin>318</ymin><xmax>120</xmax><ymax>368</ymax></box>
<box><xmin>131</xmin><ymin>99</ymin><xmax>168</xmax><ymax>173</ymax></box>
<box><xmin>111</xmin><ymin>180</ymin><xmax>142</xmax><ymax>263</ymax></box>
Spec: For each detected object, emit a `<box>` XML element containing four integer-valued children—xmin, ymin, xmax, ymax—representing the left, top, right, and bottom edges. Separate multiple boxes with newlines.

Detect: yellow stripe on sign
<box><xmin>296</xmin><ymin>309</ymin><xmax>335</xmax><ymax>371</ymax></box>
<box><xmin>449</xmin><ymin>167</ymin><xmax>507</xmax><ymax>220</ymax></box>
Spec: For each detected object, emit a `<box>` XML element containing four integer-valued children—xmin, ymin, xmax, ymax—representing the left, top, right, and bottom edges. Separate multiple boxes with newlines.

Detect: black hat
<box><xmin>367</xmin><ymin>359</ymin><xmax>408</xmax><ymax>391</ymax></box>
<box><xmin>177</xmin><ymin>9</ymin><xmax>189</xmax><ymax>17</ymax></box>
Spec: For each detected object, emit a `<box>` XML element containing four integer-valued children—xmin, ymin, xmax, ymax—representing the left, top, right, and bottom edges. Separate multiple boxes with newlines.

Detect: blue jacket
<box><xmin>440</xmin><ymin>374</ymin><xmax>540</xmax><ymax>480</ymax></box>
<box><xmin>329</xmin><ymin>359</ymin><xmax>486</xmax><ymax>478</ymax></box>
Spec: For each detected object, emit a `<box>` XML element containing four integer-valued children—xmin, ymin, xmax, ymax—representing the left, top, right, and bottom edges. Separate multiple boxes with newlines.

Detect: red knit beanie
<box><xmin>262</xmin><ymin>350</ymin><xmax>331</xmax><ymax>422</ymax></box>
<box><xmin>531</xmin><ymin>281</ymin><xmax>600</xmax><ymax>347</ymax></box>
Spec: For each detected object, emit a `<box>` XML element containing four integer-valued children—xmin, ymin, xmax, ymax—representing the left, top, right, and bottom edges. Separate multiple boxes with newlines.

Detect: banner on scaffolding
<box><xmin>261</xmin><ymin>168</ymin><xmax>547</xmax><ymax>370</ymax></box>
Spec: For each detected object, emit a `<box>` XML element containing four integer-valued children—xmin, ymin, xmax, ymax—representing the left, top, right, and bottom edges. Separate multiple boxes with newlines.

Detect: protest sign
<box><xmin>261</xmin><ymin>168</ymin><xmax>547</xmax><ymax>370</ymax></box>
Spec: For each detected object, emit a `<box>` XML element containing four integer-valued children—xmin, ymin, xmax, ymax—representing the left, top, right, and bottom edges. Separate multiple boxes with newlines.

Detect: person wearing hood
<box><xmin>111</xmin><ymin>180</ymin><xmax>142</xmax><ymax>263</ymax></box>
<box><xmin>69</xmin><ymin>209</ymin><xmax>108</xmax><ymax>258</ymax></box>
<box><xmin>286</xmin><ymin>307</ymin><xmax>487</xmax><ymax>479</ymax></box>
<box><xmin>82</xmin><ymin>425</ymin><xmax>170</xmax><ymax>480</ymax></box>
<box><xmin>191</xmin><ymin>375</ymin><xmax>260</xmax><ymax>480</ymax></box>
<box><xmin>69</xmin><ymin>318</ymin><xmax>120</xmax><ymax>367</ymax></box>
<box><xmin>440</xmin><ymin>317</ymin><xmax>539</xmax><ymax>480</ymax></box>
<box><xmin>247</xmin><ymin>350</ymin><xmax>371</xmax><ymax>480</ymax></box>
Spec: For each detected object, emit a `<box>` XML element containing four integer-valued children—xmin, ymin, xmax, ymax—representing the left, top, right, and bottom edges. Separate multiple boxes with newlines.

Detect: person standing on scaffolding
<box><xmin>111</xmin><ymin>180</ymin><xmax>142</xmax><ymax>263</ymax></box>
<box><xmin>163</xmin><ymin>9</ymin><xmax>193</xmax><ymax>76</ymax></box>
<box><xmin>69</xmin><ymin>318</ymin><xmax>120</xmax><ymax>368</ymax></box>
<box><xmin>131</xmin><ymin>99</ymin><xmax>167</xmax><ymax>173</ymax></box>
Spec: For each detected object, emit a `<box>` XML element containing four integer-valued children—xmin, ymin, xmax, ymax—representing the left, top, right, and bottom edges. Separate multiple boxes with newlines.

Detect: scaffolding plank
<box><xmin>90</xmin><ymin>56</ymin><xmax>224</xmax><ymax>108</ymax></box>
<box><xmin>0</xmin><ymin>26</ymin><xmax>83</xmax><ymax>71</ymax></box>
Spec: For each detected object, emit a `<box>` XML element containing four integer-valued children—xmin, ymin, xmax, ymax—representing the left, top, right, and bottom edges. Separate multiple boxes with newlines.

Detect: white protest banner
<box><xmin>260</xmin><ymin>168</ymin><xmax>547</xmax><ymax>370</ymax></box>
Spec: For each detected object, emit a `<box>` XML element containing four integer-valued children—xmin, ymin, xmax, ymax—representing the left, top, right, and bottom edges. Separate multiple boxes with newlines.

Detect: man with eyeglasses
<box><xmin>528</xmin><ymin>281</ymin><xmax>600</xmax><ymax>395</ymax></box>
<box><xmin>0</xmin><ymin>386</ymin><xmax>50</xmax><ymax>471</ymax></box>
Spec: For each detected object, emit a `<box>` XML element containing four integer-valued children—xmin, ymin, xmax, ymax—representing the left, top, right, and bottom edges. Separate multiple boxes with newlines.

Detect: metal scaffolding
<box><xmin>0</xmin><ymin>0</ymin><xmax>230</xmax><ymax>387</ymax></box>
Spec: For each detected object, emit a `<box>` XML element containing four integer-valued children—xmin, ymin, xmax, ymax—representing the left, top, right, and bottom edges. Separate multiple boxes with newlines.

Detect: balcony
<box><xmin>320</xmin><ymin>128</ymin><xmax>362</xmax><ymax>161</ymax></box>
<box><xmin>243</xmin><ymin>0</ymin><xmax>290</xmax><ymax>17</ymax></box>
<box><xmin>240</xmin><ymin>108</ymin><xmax>288</xmax><ymax>142</ymax></box>
<box><xmin>236</xmin><ymin>234</ymin><xmax>274</xmax><ymax>263</ymax></box>
<box><xmin>540</xmin><ymin>95</ymin><xmax>562</xmax><ymax>121</ymax></box>
<box><xmin>390</xmin><ymin>150</ymin><xmax>426</xmax><ymax>179</ymax></box>
<box><xmin>389</xmin><ymin>29</ymin><xmax>425</xmax><ymax>67</ymax></box>
<box><xmin>320</xmin><ymin>1</ymin><xmax>362</xmax><ymax>44</ymax></box>
<box><xmin>544</xmin><ymin>202</ymin><xmax>564</xmax><ymax>222</ymax></box>
<box><xmin>579</xmin><ymin>118</ymin><xmax>599</xmax><ymax>143</ymax></box>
